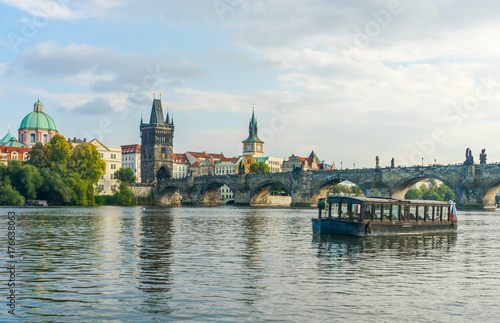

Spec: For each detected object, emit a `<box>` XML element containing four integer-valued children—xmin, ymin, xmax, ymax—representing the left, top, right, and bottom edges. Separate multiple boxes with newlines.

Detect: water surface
<box><xmin>1</xmin><ymin>206</ymin><xmax>499</xmax><ymax>322</ymax></box>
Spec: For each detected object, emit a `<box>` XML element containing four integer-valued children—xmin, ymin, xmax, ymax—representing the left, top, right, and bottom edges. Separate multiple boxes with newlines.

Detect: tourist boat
<box><xmin>25</xmin><ymin>199</ymin><xmax>48</xmax><ymax>207</ymax></box>
<box><xmin>312</xmin><ymin>196</ymin><xmax>458</xmax><ymax>237</ymax></box>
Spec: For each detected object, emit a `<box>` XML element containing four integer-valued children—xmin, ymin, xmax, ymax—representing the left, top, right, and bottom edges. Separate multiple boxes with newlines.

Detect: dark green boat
<box><xmin>312</xmin><ymin>196</ymin><xmax>458</xmax><ymax>237</ymax></box>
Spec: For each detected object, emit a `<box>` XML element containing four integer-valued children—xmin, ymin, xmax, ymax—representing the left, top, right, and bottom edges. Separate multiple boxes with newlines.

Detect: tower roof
<box><xmin>149</xmin><ymin>99</ymin><xmax>165</xmax><ymax>125</ymax></box>
<box><xmin>242</xmin><ymin>108</ymin><xmax>263</xmax><ymax>143</ymax></box>
<box><xmin>0</xmin><ymin>129</ymin><xmax>16</xmax><ymax>144</ymax></box>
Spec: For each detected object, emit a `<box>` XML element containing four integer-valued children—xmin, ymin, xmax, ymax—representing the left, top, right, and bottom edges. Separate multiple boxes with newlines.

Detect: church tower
<box><xmin>140</xmin><ymin>95</ymin><xmax>174</xmax><ymax>183</ymax></box>
<box><xmin>242</xmin><ymin>108</ymin><xmax>264</xmax><ymax>157</ymax></box>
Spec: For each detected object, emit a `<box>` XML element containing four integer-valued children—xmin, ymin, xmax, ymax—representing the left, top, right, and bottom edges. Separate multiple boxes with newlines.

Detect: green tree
<box><xmin>37</xmin><ymin>168</ymin><xmax>72</xmax><ymax>204</ymax></box>
<box><xmin>424</xmin><ymin>192</ymin><xmax>441</xmax><ymax>201</ymax></box>
<box><xmin>114</xmin><ymin>181</ymin><xmax>134</xmax><ymax>205</ymax></box>
<box><xmin>405</xmin><ymin>188</ymin><xmax>423</xmax><ymax>199</ymax></box>
<box><xmin>114</xmin><ymin>167</ymin><xmax>136</xmax><ymax>184</ymax></box>
<box><xmin>6</xmin><ymin>161</ymin><xmax>42</xmax><ymax>199</ymax></box>
<box><xmin>64</xmin><ymin>172</ymin><xmax>89</xmax><ymax>205</ymax></box>
<box><xmin>350</xmin><ymin>186</ymin><xmax>363</xmax><ymax>196</ymax></box>
<box><xmin>71</xmin><ymin>143</ymin><xmax>106</xmax><ymax>185</ymax></box>
<box><xmin>0</xmin><ymin>178</ymin><xmax>25</xmax><ymax>206</ymax></box>
<box><xmin>27</xmin><ymin>142</ymin><xmax>47</xmax><ymax>168</ymax></box>
<box><xmin>249</xmin><ymin>161</ymin><xmax>270</xmax><ymax>173</ymax></box>
<box><xmin>44</xmin><ymin>134</ymin><xmax>72</xmax><ymax>173</ymax></box>
<box><xmin>331</xmin><ymin>184</ymin><xmax>343</xmax><ymax>194</ymax></box>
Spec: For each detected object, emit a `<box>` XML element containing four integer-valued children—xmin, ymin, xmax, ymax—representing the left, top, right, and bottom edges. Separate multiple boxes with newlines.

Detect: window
<box><xmin>111</xmin><ymin>154</ymin><xmax>116</xmax><ymax>159</ymax></box>
<box><xmin>31</xmin><ymin>134</ymin><xmax>36</xmax><ymax>142</ymax></box>
<box><xmin>101</xmin><ymin>153</ymin><xmax>104</xmax><ymax>158</ymax></box>
<box><xmin>43</xmin><ymin>134</ymin><xmax>48</xmax><ymax>143</ymax></box>
<box><xmin>110</xmin><ymin>164</ymin><xmax>116</xmax><ymax>170</ymax></box>
<box><xmin>98</xmin><ymin>185</ymin><xmax>104</xmax><ymax>191</ymax></box>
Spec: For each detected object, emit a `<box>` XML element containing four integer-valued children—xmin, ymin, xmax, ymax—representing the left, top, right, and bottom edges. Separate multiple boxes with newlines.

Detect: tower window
<box><xmin>31</xmin><ymin>134</ymin><xmax>36</xmax><ymax>142</ymax></box>
<box><xmin>43</xmin><ymin>134</ymin><xmax>48</xmax><ymax>143</ymax></box>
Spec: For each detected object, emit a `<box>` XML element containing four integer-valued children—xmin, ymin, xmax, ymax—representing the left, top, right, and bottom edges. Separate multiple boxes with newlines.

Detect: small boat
<box><xmin>25</xmin><ymin>199</ymin><xmax>48</xmax><ymax>207</ymax></box>
<box><xmin>312</xmin><ymin>196</ymin><xmax>458</xmax><ymax>237</ymax></box>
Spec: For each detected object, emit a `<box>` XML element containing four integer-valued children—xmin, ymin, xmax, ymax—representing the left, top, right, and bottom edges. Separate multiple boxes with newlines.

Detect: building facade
<box><xmin>242</xmin><ymin>108</ymin><xmax>264</xmax><ymax>158</ymax></box>
<box><xmin>255</xmin><ymin>156</ymin><xmax>284</xmax><ymax>173</ymax></box>
<box><xmin>121</xmin><ymin>144</ymin><xmax>141</xmax><ymax>183</ymax></box>
<box><xmin>18</xmin><ymin>99</ymin><xmax>58</xmax><ymax>148</ymax></box>
<box><xmin>173</xmin><ymin>153</ymin><xmax>189</xmax><ymax>179</ymax></box>
<box><xmin>90</xmin><ymin>139</ymin><xmax>122</xmax><ymax>195</ymax></box>
<box><xmin>215</xmin><ymin>157</ymin><xmax>241</xmax><ymax>175</ymax></box>
<box><xmin>140</xmin><ymin>97</ymin><xmax>174</xmax><ymax>183</ymax></box>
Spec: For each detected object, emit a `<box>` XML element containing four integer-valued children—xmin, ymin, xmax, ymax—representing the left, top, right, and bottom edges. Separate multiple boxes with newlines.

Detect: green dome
<box><xmin>19</xmin><ymin>111</ymin><xmax>57</xmax><ymax>131</ymax></box>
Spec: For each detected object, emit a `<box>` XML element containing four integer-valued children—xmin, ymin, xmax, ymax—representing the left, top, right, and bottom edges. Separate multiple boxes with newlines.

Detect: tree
<box><xmin>114</xmin><ymin>181</ymin><xmax>134</xmax><ymax>205</ymax></box>
<box><xmin>37</xmin><ymin>168</ymin><xmax>72</xmax><ymax>204</ymax></box>
<box><xmin>28</xmin><ymin>142</ymin><xmax>47</xmax><ymax>168</ymax></box>
<box><xmin>350</xmin><ymin>186</ymin><xmax>363</xmax><ymax>196</ymax></box>
<box><xmin>64</xmin><ymin>172</ymin><xmax>89</xmax><ymax>206</ymax></box>
<box><xmin>405</xmin><ymin>188</ymin><xmax>423</xmax><ymax>200</ymax></box>
<box><xmin>0</xmin><ymin>178</ymin><xmax>25</xmax><ymax>206</ymax></box>
<box><xmin>249</xmin><ymin>161</ymin><xmax>270</xmax><ymax>173</ymax></box>
<box><xmin>44</xmin><ymin>134</ymin><xmax>72</xmax><ymax>173</ymax></box>
<box><xmin>71</xmin><ymin>142</ymin><xmax>106</xmax><ymax>185</ymax></box>
<box><xmin>5</xmin><ymin>161</ymin><xmax>42</xmax><ymax>199</ymax></box>
<box><xmin>115</xmin><ymin>167</ymin><xmax>136</xmax><ymax>184</ymax></box>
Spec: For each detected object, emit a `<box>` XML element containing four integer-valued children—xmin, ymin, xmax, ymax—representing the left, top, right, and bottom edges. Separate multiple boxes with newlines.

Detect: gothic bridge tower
<box><xmin>140</xmin><ymin>95</ymin><xmax>174</xmax><ymax>183</ymax></box>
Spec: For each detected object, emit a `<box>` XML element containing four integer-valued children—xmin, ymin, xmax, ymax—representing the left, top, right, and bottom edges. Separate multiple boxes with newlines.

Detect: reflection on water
<box><xmin>2</xmin><ymin>207</ymin><xmax>500</xmax><ymax>321</ymax></box>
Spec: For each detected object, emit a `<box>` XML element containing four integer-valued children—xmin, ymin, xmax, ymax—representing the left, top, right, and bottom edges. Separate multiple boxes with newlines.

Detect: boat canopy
<box><xmin>326</xmin><ymin>196</ymin><xmax>450</xmax><ymax>207</ymax></box>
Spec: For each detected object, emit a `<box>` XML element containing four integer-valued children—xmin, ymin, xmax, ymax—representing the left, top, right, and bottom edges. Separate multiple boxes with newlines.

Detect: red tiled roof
<box><xmin>0</xmin><ymin>146</ymin><xmax>32</xmax><ymax>161</ymax></box>
<box><xmin>121</xmin><ymin>144</ymin><xmax>141</xmax><ymax>154</ymax></box>
<box><xmin>219</xmin><ymin>157</ymin><xmax>240</xmax><ymax>163</ymax></box>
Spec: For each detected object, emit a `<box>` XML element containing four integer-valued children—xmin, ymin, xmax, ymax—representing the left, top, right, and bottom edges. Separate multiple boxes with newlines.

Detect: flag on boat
<box><xmin>449</xmin><ymin>201</ymin><xmax>457</xmax><ymax>222</ymax></box>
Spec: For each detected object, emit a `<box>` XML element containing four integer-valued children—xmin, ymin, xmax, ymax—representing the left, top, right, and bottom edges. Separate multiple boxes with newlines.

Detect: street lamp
<box><xmin>353</xmin><ymin>163</ymin><xmax>355</xmax><ymax>169</ymax></box>
<box><xmin>421</xmin><ymin>157</ymin><xmax>423</xmax><ymax>167</ymax></box>
<box><xmin>341</xmin><ymin>161</ymin><xmax>343</xmax><ymax>170</ymax></box>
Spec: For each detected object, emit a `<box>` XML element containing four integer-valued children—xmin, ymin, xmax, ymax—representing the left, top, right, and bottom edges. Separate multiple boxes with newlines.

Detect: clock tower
<box><xmin>242</xmin><ymin>108</ymin><xmax>264</xmax><ymax>157</ymax></box>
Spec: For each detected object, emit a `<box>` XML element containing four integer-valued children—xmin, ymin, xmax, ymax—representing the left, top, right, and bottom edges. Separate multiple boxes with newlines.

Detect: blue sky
<box><xmin>2</xmin><ymin>0</ymin><xmax>500</xmax><ymax>168</ymax></box>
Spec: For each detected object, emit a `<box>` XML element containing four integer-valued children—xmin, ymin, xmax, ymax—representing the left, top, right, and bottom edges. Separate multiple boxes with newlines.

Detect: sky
<box><xmin>1</xmin><ymin>0</ymin><xmax>500</xmax><ymax>168</ymax></box>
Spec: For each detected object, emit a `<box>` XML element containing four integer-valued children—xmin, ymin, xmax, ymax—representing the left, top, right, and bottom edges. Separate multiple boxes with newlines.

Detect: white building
<box><xmin>255</xmin><ymin>156</ymin><xmax>284</xmax><ymax>173</ymax></box>
<box><xmin>90</xmin><ymin>139</ymin><xmax>122</xmax><ymax>195</ymax></box>
<box><xmin>173</xmin><ymin>153</ymin><xmax>190</xmax><ymax>179</ymax></box>
<box><xmin>121</xmin><ymin>144</ymin><xmax>141</xmax><ymax>183</ymax></box>
<box><xmin>215</xmin><ymin>157</ymin><xmax>241</xmax><ymax>175</ymax></box>
<box><xmin>220</xmin><ymin>184</ymin><xmax>234</xmax><ymax>204</ymax></box>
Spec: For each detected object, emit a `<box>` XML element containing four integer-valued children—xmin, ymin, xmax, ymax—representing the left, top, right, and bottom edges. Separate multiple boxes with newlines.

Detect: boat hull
<box><xmin>312</xmin><ymin>218</ymin><xmax>458</xmax><ymax>237</ymax></box>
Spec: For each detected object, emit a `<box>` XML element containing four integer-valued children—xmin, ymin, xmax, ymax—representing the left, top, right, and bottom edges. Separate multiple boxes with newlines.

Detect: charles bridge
<box><xmin>148</xmin><ymin>163</ymin><xmax>500</xmax><ymax>209</ymax></box>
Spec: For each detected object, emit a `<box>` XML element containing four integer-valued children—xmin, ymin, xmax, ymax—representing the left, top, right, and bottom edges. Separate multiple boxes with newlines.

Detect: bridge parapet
<box><xmin>154</xmin><ymin>164</ymin><xmax>500</xmax><ymax>209</ymax></box>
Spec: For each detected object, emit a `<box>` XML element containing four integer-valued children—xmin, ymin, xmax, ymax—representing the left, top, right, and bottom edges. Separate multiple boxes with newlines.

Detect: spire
<box><xmin>148</xmin><ymin>96</ymin><xmax>165</xmax><ymax>125</ymax></box>
<box><xmin>242</xmin><ymin>106</ymin><xmax>263</xmax><ymax>143</ymax></box>
<box><xmin>165</xmin><ymin>107</ymin><xmax>170</xmax><ymax>125</ymax></box>
<box><xmin>140</xmin><ymin>114</ymin><xmax>143</xmax><ymax>125</ymax></box>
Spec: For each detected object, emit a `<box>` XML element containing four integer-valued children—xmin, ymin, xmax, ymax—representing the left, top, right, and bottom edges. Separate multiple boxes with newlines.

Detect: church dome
<box><xmin>19</xmin><ymin>100</ymin><xmax>57</xmax><ymax>131</ymax></box>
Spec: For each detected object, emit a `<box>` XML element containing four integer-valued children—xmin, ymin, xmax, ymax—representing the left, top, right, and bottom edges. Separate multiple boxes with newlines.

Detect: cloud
<box><xmin>65</xmin><ymin>97</ymin><xmax>115</xmax><ymax>115</ymax></box>
<box><xmin>7</xmin><ymin>41</ymin><xmax>206</xmax><ymax>92</ymax></box>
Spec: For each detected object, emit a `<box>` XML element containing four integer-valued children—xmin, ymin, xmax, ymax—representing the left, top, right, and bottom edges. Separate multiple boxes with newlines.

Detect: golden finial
<box><xmin>153</xmin><ymin>91</ymin><xmax>155</xmax><ymax>99</ymax></box>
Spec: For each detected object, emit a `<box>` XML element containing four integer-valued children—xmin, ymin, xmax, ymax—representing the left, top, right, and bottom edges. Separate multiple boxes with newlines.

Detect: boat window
<box><xmin>408</xmin><ymin>206</ymin><xmax>417</xmax><ymax>221</ymax></box>
<box><xmin>436</xmin><ymin>207</ymin><xmax>443</xmax><ymax>221</ymax></box>
<box><xmin>351</xmin><ymin>203</ymin><xmax>362</xmax><ymax>221</ymax></box>
<box><xmin>391</xmin><ymin>205</ymin><xmax>400</xmax><ymax>221</ymax></box>
<box><xmin>340</xmin><ymin>203</ymin><xmax>349</xmax><ymax>218</ymax></box>
<box><xmin>374</xmin><ymin>204</ymin><xmax>382</xmax><ymax>221</ymax></box>
<box><xmin>418</xmin><ymin>206</ymin><xmax>425</xmax><ymax>221</ymax></box>
<box><xmin>363</xmin><ymin>204</ymin><xmax>372</xmax><ymax>220</ymax></box>
<box><xmin>442</xmin><ymin>206</ymin><xmax>449</xmax><ymax>221</ymax></box>
<box><xmin>329</xmin><ymin>203</ymin><xmax>340</xmax><ymax>218</ymax></box>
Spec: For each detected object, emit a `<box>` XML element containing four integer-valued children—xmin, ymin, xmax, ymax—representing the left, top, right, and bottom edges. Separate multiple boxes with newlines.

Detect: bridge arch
<box><xmin>250</xmin><ymin>180</ymin><xmax>291</xmax><ymax>206</ymax></box>
<box><xmin>197</xmin><ymin>179</ymin><xmax>236</xmax><ymax>206</ymax></box>
<box><xmin>391</xmin><ymin>174</ymin><xmax>457</xmax><ymax>200</ymax></box>
<box><xmin>482</xmin><ymin>179</ymin><xmax>500</xmax><ymax>209</ymax></box>
<box><xmin>309</xmin><ymin>177</ymin><xmax>366</xmax><ymax>206</ymax></box>
<box><xmin>157</xmin><ymin>184</ymin><xmax>182</xmax><ymax>205</ymax></box>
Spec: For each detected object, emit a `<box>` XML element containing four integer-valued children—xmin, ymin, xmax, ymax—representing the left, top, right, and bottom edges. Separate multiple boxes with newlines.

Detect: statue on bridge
<box><xmin>464</xmin><ymin>148</ymin><xmax>474</xmax><ymax>165</ymax></box>
<box><xmin>391</xmin><ymin>158</ymin><xmax>395</xmax><ymax>168</ymax></box>
<box><xmin>376</xmin><ymin>156</ymin><xmax>380</xmax><ymax>168</ymax></box>
<box><xmin>480</xmin><ymin>148</ymin><xmax>487</xmax><ymax>165</ymax></box>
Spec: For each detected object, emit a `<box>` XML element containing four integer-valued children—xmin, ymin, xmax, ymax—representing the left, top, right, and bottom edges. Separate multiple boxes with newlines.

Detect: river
<box><xmin>1</xmin><ymin>206</ymin><xmax>500</xmax><ymax>322</ymax></box>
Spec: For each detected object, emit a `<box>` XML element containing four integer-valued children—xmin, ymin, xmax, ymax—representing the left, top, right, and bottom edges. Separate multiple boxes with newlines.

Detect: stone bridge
<box><xmin>155</xmin><ymin>164</ymin><xmax>500</xmax><ymax>209</ymax></box>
